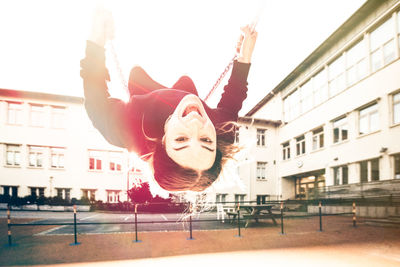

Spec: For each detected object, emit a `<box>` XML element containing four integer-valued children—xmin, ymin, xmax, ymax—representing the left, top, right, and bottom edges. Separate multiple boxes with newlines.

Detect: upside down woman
<box><xmin>80</xmin><ymin>8</ymin><xmax>258</xmax><ymax>192</ymax></box>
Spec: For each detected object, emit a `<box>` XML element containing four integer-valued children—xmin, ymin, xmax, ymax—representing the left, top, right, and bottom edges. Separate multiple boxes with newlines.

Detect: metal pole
<box><xmin>319</xmin><ymin>201</ymin><xmax>322</xmax><ymax>232</ymax></box>
<box><xmin>70</xmin><ymin>204</ymin><xmax>80</xmax><ymax>246</ymax></box>
<box><xmin>280</xmin><ymin>202</ymin><xmax>284</xmax><ymax>235</ymax></box>
<box><xmin>187</xmin><ymin>215</ymin><xmax>194</xmax><ymax>240</ymax></box>
<box><xmin>352</xmin><ymin>202</ymin><xmax>357</xmax><ymax>228</ymax></box>
<box><xmin>7</xmin><ymin>204</ymin><xmax>12</xmax><ymax>246</ymax></box>
<box><xmin>133</xmin><ymin>204</ymin><xmax>141</xmax><ymax>243</ymax></box>
<box><xmin>236</xmin><ymin>203</ymin><xmax>241</xmax><ymax>237</ymax></box>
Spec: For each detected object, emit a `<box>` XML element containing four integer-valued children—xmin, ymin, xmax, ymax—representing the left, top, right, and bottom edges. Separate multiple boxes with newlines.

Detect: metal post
<box><xmin>235</xmin><ymin>203</ymin><xmax>241</xmax><ymax>237</ymax></box>
<box><xmin>187</xmin><ymin>215</ymin><xmax>195</xmax><ymax>240</ymax></box>
<box><xmin>280</xmin><ymin>202</ymin><xmax>284</xmax><ymax>235</ymax></box>
<box><xmin>7</xmin><ymin>204</ymin><xmax>12</xmax><ymax>246</ymax></box>
<box><xmin>70</xmin><ymin>205</ymin><xmax>80</xmax><ymax>246</ymax></box>
<box><xmin>352</xmin><ymin>202</ymin><xmax>357</xmax><ymax>228</ymax></box>
<box><xmin>319</xmin><ymin>201</ymin><xmax>322</xmax><ymax>232</ymax></box>
<box><xmin>133</xmin><ymin>204</ymin><xmax>141</xmax><ymax>243</ymax></box>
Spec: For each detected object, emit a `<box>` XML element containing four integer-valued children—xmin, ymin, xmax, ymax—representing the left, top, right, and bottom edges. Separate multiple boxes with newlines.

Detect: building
<box><xmin>245</xmin><ymin>0</ymin><xmax>400</xmax><ymax>200</ymax></box>
<box><xmin>0</xmin><ymin>89</ymin><xmax>132</xmax><ymax>203</ymax></box>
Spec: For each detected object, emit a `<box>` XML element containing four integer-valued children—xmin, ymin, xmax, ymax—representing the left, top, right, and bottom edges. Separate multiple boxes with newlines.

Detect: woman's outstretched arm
<box><xmin>217</xmin><ymin>25</ymin><xmax>258</xmax><ymax>118</ymax></box>
<box><xmin>80</xmin><ymin>7</ymin><xmax>128</xmax><ymax>149</ymax></box>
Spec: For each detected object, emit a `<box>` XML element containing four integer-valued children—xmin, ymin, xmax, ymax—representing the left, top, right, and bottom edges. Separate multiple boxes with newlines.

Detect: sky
<box><xmin>0</xmin><ymin>0</ymin><xmax>366</xmax><ymax>115</ymax></box>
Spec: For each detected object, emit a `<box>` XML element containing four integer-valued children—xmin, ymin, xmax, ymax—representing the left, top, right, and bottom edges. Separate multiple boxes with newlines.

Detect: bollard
<box><xmin>69</xmin><ymin>205</ymin><xmax>81</xmax><ymax>246</ymax></box>
<box><xmin>235</xmin><ymin>203</ymin><xmax>241</xmax><ymax>237</ymax></box>
<box><xmin>133</xmin><ymin>204</ymin><xmax>141</xmax><ymax>243</ymax></box>
<box><xmin>187</xmin><ymin>215</ymin><xmax>195</xmax><ymax>240</ymax></box>
<box><xmin>352</xmin><ymin>202</ymin><xmax>357</xmax><ymax>228</ymax></box>
<box><xmin>7</xmin><ymin>204</ymin><xmax>12</xmax><ymax>246</ymax></box>
<box><xmin>280</xmin><ymin>202</ymin><xmax>285</xmax><ymax>235</ymax></box>
<box><xmin>318</xmin><ymin>201</ymin><xmax>323</xmax><ymax>232</ymax></box>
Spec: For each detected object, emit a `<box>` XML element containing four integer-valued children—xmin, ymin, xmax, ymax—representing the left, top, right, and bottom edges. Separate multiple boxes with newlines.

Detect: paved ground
<box><xmin>1</xmin><ymin>212</ymin><xmax>400</xmax><ymax>266</ymax></box>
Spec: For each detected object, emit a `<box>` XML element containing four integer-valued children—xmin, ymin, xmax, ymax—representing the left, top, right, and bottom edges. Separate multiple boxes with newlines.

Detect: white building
<box><xmin>0</xmin><ymin>89</ymin><xmax>132</xmax><ymax>203</ymax></box>
<box><xmin>245</xmin><ymin>0</ymin><xmax>400</xmax><ymax>200</ymax></box>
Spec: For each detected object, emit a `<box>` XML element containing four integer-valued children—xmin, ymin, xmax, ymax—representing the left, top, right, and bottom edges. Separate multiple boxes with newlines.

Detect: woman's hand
<box><xmin>89</xmin><ymin>7</ymin><xmax>115</xmax><ymax>47</ymax></box>
<box><xmin>237</xmin><ymin>24</ymin><xmax>258</xmax><ymax>64</ymax></box>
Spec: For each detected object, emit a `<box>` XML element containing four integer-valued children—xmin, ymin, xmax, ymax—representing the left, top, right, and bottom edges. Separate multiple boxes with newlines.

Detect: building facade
<box><xmin>0</xmin><ymin>89</ymin><xmax>132</xmax><ymax>203</ymax></box>
<box><xmin>246</xmin><ymin>0</ymin><xmax>400</xmax><ymax>200</ymax></box>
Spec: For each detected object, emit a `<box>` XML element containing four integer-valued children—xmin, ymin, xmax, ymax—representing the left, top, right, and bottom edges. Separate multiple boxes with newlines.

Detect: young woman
<box><xmin>81</xmin><ymin>8</ymin><xmax>258</xmax><ymax>192</ymax></box>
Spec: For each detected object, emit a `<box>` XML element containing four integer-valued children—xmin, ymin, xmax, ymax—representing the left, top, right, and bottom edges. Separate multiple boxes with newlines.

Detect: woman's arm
<box><xmin>217</xmin><ymin>25</ymin><xmax>258</xmax><ymax>117</ymax></box>
<box><xmin>80</xmin><ymin>7</ymin><xmax>128</xmax><ymax>149</ymax></box>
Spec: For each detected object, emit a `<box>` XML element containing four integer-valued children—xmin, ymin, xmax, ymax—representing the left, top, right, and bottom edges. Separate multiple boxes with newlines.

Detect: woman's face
<box><xmin>164</xmin><ymin>94</ymin><xmax>217</xmax><ymax>171</ymax></box>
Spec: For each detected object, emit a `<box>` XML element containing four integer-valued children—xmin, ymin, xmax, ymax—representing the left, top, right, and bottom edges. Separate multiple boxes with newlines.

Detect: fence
<box><xmin>3</xmin><ymin>198</ymin><xmax>371</xmax><ymax>247</ymax></box>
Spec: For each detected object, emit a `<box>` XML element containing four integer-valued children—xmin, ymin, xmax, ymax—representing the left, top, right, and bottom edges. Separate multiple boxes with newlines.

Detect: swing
<box><xmin>108</xmin><ymin>3</ymin><xmax>263</xmax><ymax>102</ymax></box>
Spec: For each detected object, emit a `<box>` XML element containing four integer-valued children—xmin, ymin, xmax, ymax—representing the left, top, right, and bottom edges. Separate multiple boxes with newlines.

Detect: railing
<box><xmin>3</xmin><ymin>198</ymin><xmax>369</xmax><ymax>247</ymax></box>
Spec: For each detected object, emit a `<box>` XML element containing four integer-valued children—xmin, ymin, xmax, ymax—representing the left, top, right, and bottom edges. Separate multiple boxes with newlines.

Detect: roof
<box><xmin>245</xmin><ymin>0</ymin><xmax>384</xmax><ymax>116</ymax></box>
<box><xmin>0</xmin><ymin>88</ymin><xmax>84</xmax><ymax>104</ymax></box>
<box><xmin>238</xmin><ymin>116</ymin><xmax>282</xmax><ymax>127</ymax></box>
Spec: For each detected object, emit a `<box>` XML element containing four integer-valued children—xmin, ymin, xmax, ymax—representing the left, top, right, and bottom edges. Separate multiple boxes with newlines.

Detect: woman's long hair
<box><xmin>150</xmin><ymin>121</ymin><xmax>239</xmax><ymax>192</ymax></box>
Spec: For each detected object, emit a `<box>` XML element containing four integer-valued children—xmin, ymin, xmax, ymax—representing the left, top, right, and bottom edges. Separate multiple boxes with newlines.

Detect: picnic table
<box><xmin>239</xmin><ymin>204</ymin><xmax>278</xmax><ymax>227</ymax></box>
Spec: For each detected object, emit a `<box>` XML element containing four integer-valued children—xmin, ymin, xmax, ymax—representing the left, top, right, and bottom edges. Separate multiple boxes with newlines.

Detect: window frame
<box><xmin>358</xmin><ymin>102</ymin><xmax>379</xmax><ymax>135</ymax></box>
<box><xmin>7</xmin><ymin>101</ymin><xmax>23</xmax><ymax>125</ymax></box>
<box><xmin>256</xmin><ymin>129</ymin><xmax>266</xmax><ymax>147</ymax></box>
<box><xmin>88</xmin><ymin>150</ymin><xmax>103</xmax><ymax>171</ymax></box>
<box><xmin>332</xmin><ymin>116</ymin><xmax>349</xmax><ymax>144</ymax></box>
<box><xmin>28</xmin><ymin>145</ymin><xmax>44</xmax><ymax>168</ymax></box>
<box><xmin>282</xmin><ymin>142</ymin><xmax>290</xmax><ymax>161</ymax></box>
<box><xmin>29</xmin><ymin>103</ymin><xmax>45</xmax><ymax>127</ymax></box>
<box><xmin>5</xmin><ymin>144</ymin><xmax>21</xmax><ymax>167</ymax></box>
<box><xmin>295</xmin><ymin>135</ymin><xmax>306</xmax><ymax>156</ymax></box>
<box><xmin>256</xmin><ymin>162</ymin><xmax>267</xmax><ymax>180</ymax></box>
<box><xmin>312</xmin><ymin>127</ymin><xmax>324</xmax><ymax>151</ymax></box>
<box><xmin>392</xmin><ymin>91</ymin><xmax>400</xmax><ymax>125</ymax></box>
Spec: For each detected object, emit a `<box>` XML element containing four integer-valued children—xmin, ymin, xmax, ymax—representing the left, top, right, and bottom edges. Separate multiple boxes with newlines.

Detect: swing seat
<box><xmin>128</xmin><ymin>66</ymin><xmax>198</xmax><ymax>97</ymax></box>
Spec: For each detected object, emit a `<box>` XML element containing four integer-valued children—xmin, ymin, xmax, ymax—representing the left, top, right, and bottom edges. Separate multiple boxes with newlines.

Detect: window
<box><xmin>346</xmin><ymin>39</ymin><xmax>367</xmax><ymax>86</ymax></box>
<box><xmin>1</xmin><ymin>186</ymin><xmax>18</xmax><ymax>198</ymax></box>
<box><xmin>398</xmin><ymin>11</ymin><xmax>400</xmax><ymax>50</ymax></box>
<box><xmin>28</xmin><ymin>146</ymin><xmax>44</xmax><ymax>168</ymax></box>
<box><xmin>282</xmin><ymin>142</ymin><xmax>290</xmax><ymax>160</ymax></box>
<box><xmin>393</xmin><ymin>92</ymin><xmax>400</xmax><ymax>124</ymax></box>
<box><xmin>394</xmin><ymin>154</ymin><xmax>400</xmax><ymax>179</ymax></box>
<box><xmin>256</xmin><ymin>162</ymin><xmax>267</xmax><ymax>180</ymax></box>
<box><xmin>56</xmin><ymin>188</ymin><xmax>71</xmax><ymax>201</ymax></box>
<box><xmin>88</xmin><ymin>150</ymin><xmax>103</xmax><ymax>171</ymax></box>
<box><xmin>300</xmin><ymin>79</ymin><xmax>313</xmax><ymax>113</ymax></box>
<box><xmin>296</xmin><ymin>135</ymin><xmax>306</xmax><ymax>156</ymax></box>
<box><xmin>328</xmin><ymin>55</ymin><xmax>345</xmax><ymax>96</ymax></box>
<box><xmin>333</xmin><ymin>117</ymin><xmax>348</xmax><ymax>143</ymax></box>
<box><xmin>50</xmin><ymin>147</ymin><xmax>65</xmax><ymax>169</ymax></box>
<box><xmin>82</xmin><ymin>189</ymin><xmax>96</xmax><ymax>201</ymax></box>
<box><xmin>370</xmin><ymin>18</ymin><xmax>396</xmax><ymax>72</ymax></box>
<box><xmin>256</xmin><ymin>195</ymin><xmax>269</xmax><ymax>204</ymax></box>
<box><xmin>30</xmin><ymin>104</ymin><xmax>45</xmax><ymax>127</ymax></box>
<box><xmin>7</xmin><ymin>102</ymin><xmax>23</xmax><ymax>125</ymax></box>
<box><xmin>30</xmin><ymin>187</ymin><xmax>45</xmax><ymax>198</ymax></box>
<box><xmin>51</xmin><ymin>106</ymin><xmax>66</xmax><ymax>129</ymax></box>
<box><xmin>313</xmin><ymin>69</ymin><xmax>328</xmax><ymax>106</ymax></box>
<box><xmin>360</xmin><ymin>160</ymin><xmax>368</xmax><ymax>183</ymax></box>
<box><xmin>333</xmin><ymin>165</ymin><xmax>348</xmax><ymax>185</ymax></box>
<box><xmin>5</xmin><ymin>144</ymin><xmax>21</xmax><ymax>166</ymax></box>
<box><xmin>312</xmin><ymin>127</ymin><xmax>324</xmax><ymax>150</ymax></box>
<box><xmin>359</xmin><ymin>158</ymin><xmax>380</xmax><ymax>183</ymax></box>
<box><xmin>109</xmin><ymin>152</ymin><xmax>122</xmax><ymax>172</ymax></box>
<box><xmin>359</xmin><ymin>103</ymin><xmax>379</xmax><ymax>135</ymax></box>
<box><xmin>234</xmin><ymin>194</ymin><xmax>245</xmax><ymax>205</ymax></box>
<box><xmin>107</xmin><ymin>190</ymin><xmax>121</xmax><ymax>203</ymax></box>
<box><xmin>284</xmin><ymin>89</ymin><xmax>301</xmax><ymax>122</ymax></box>
<box><xmin>216</xmin><ymin>193</ymin><xmax>227</xmax><ymax>204</ymax></box>
<box><xmin>257</xmin><ymin>129</ymin><xmax>266</xmax><ymax>147</ymax></box>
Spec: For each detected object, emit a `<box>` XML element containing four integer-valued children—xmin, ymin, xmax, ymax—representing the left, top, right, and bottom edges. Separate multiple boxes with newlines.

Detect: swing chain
<box><xmin>204</xmin><ymin>54</ymin><xmax>237</xmax><ymax>102</ymax></box>
<box><xmin>109</xmin><ymin>41</ymin><xmax>129</xmax><ymax>93</ymax></box>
